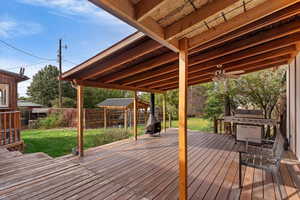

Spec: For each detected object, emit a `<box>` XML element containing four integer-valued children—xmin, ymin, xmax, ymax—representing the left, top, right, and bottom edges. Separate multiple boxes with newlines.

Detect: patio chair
<box><xmin>239</xmin><ymin>130</ymin><xmax>285</xmax><ymax>199</ymax></box>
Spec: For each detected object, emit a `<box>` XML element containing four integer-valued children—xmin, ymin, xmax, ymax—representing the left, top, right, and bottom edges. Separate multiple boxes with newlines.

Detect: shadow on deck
<box><xmin>0</xmin><ymin>128</ymin><xmax>299</xmax><ymax>199</ymax></box>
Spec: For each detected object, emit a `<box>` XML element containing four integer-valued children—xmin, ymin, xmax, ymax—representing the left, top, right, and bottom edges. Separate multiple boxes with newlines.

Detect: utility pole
<box><xmin>57</xmin><ymin>39</ymin><xmax>67</xmax><ymax>108</ymax></box>
<box><xmin>58</xmin><ymin>39</ymin><xmax>62</xmax><ymax>108</ymax></box>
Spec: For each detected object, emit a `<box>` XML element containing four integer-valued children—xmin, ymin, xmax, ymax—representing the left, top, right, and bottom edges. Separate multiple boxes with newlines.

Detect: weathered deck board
<box><xmin>0</xmin><ymin>128</ymin><xmax>299</xmax><ymax>200</ymax></box>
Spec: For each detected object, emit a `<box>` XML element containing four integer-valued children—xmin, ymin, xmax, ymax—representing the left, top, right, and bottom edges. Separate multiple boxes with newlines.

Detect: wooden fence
<box><xmin>0</xmin><ymin>111</ymin><xmax>23</xmax><ymax>151</ymax></box>
<box><xmin>49</xmin><ymin>108</ymin><xmax>164</xmax><ymax>129</ymax></box>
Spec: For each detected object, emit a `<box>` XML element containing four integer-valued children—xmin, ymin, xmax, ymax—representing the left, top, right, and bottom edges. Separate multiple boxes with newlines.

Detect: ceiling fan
<box><xmin>212</xmin><ymin>65</ymin><xmax>244</xmax><ymax>82</ymax></box>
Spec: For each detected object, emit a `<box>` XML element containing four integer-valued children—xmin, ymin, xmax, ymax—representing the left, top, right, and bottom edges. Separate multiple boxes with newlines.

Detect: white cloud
<box><xmin>0</xmin><ymin>18</ymin><xmax>43</xmax><ymax>38</ymax></box>
<box><xmin>18</xmin><ymin>0</ymin><xmax>127</xmax><ymax>25</ymax></box>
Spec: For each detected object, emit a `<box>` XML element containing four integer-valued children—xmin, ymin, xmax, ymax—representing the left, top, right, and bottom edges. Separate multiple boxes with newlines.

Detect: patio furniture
<box><xmin>239</xmin><ymin>129</ymin><xmax>285</xmax><ymax>199</ymax></box>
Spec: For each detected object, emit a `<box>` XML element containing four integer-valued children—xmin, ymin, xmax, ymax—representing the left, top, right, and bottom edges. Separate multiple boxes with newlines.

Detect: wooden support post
<box><xmin>178</xmin><ymin>38</ymin><xmax>188</xmax><ymax>200</ymax></box>
<box><xmin>104</xmin><ymin>108</ymin><xmax>107</xmax><ymax>129</ymax></box>
<box><xmin>124</xmin><ymin>109</ymin><xmax>128</xmax><ymax>131</ymax></box>
<box><xmin>133</xmin><ymin>91</ymin><xmax>138</xmax><ymax>140</ymax></box>
<box><xmin>169</xmin><ymin>113</ymin><xmax>172</xmax><ymax>128</ymax></box>
<box><xmin>214</xmin><ymin>117</ymin><xmax>218</xmax><ymax>134</ymax></box>
<box><xmin>163</xmin><ymin>93</ymin><xmax>167</xmax><ymax>133</ymax></box>
<box><xmin>77</xmin><ymin>85</ymin><xmax>84</xmax><ymax>157</ymax></box>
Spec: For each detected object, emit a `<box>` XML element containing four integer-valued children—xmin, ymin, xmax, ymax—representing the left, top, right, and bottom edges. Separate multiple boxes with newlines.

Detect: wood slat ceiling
<box><xmin>61</xmin><ymin>1</ymin><xmax>300</xmax><ymax>93</ymax></box>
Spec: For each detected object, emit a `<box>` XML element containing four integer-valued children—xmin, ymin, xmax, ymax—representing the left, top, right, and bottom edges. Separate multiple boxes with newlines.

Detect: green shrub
<box><xmin>93</xmin><ymin>129</ymin><xmax>130</xmax><ymax>146</ymax></box>
<box><xmin>36</xmin><ymin>112</ymin><xmax>67</xmax><ymax>129</ymax></box>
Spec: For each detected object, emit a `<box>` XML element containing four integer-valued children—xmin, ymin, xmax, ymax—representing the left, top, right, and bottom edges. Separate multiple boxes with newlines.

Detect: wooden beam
<box><xmin>135</xmin><ymin>0</ymin><xmax>167</xmax><ymax>21</ymax></box>
<box><xmin>103</xmin><ymin>52</ymin><xmax>177</xmax><ymax>83</ymax></box>
<box><xmin>190</xmin><ymin>34</ymin><xmax>300</xmax><ymax>68</ymax></box>
<box><xmin>133</xmin><ymin>91</ymin><xmax>137</xmax><ymax>140</ymax></box>
<box><xmin>89</xmin><ymin>0</ymin><xmax>178</xmax><ymax>52</ymax></box>
<box><xmin>127</xmin><ymin>44</ymin><xmax>297</xmax><ymax>87</ymax></box>
<box><xmin>77</xmin><ymin>85</ymin><xmax>84</xmax><ymax>157</ymax></box>
<box><xmin>188</xmin><ymin>0</ymin><xmax>300</xmax><ymax>49</ymax></box>
<box><xmin>190</xmin><ymin>18</ymin><xmax>300</xmax><ymax>66</ymax></box>
<box><xmin>165</xmin><ymin>0</ymin><xmax>239</xmax><ymax>40</ymax></box>
<box><xmin>178</xmin><ymin>38</ymin><xmax>188</xmax><ymax>200</ymax></box>
<box><xmin>191</xmin><ymin>2</ymin><xmax>300</xmax><ymax>53</ymax></box>
<box><xmin>81</xmin><ymin>39</ymin><xmax>162</xmax><ymax>80</ymax></box>
<box><xmin>160</xmin><ymin>60</ymin><xmax>288</xmax><ymax>91</ymax></box>
<box><xmin>137</xmin><ymin>47</ymin><xmax>294</xmax><ymax>87</ymax></box>
<box><xmin>120</xmin><ymin>62</ymin><xmax>178</xmax><ymax>86</ymax></box>
<box><xmin>74</xmin><ymin>80</ymin><xmax>164</xmax><ymax>94</ymax></box>
<box><xmin>107</xmin><ymin>29</ymin><xmax>300</xmax><ymax>85</ymax></box>
<box><xmin>163</xmin><ymin>93</ymin><xmax>166</xmax><ymax>133</ymax></box>
<box><xmin>152</xmin><ymin>56</ymin><xmax>291</xmax><ymax>89</ymax></box>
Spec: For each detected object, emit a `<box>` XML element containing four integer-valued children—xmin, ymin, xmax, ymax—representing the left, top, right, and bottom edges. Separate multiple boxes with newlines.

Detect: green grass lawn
<box><xmin>22</xmin><ymin>127</ymin><xmax>145</xmax><ymax>157</ymax></box>
<box><xmin>171</xmin><ymin>118</ymin><xmax>213</xmax><ymax>132</ymax></box>
<box><xmin>22</xmin><ymin>118</ymin><xmax>212</xmax><ymax>158</ymax></box>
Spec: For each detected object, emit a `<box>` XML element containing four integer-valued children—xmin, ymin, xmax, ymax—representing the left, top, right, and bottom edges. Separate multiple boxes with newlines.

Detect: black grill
<box><xmin>145</xmin><ymin>93</ymin><xmax>161</xmax><ymax>135</ymax></box>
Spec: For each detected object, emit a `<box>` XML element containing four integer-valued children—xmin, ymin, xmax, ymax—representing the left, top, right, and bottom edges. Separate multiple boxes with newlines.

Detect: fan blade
<box><xmin>226</xmin><ymin>70</ymin><xmax>244</xmax><ymax>75</ymax></box>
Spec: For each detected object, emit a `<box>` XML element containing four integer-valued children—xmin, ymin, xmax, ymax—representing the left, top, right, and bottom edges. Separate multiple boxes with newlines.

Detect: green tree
<box><xmin>51</xmin><ymin>97</ymin><xmax>76</xmax><ymax>108</ymax></box>
<box><xmin>27</xmin><ymin>65</ymin><xmax>75</xmax><ymax>106</ymax></box>
<box><xmin>202</xmin><ymin>83</ymin><xmax>224</xmax><ymax>119</ymax></box>
<box><xmin>234</xmin><ymin>68</ymin><xmax>286</xmax><ymax>119</ymax></box>
<box><xmin>203</xmin><ymin>67</ymin><xmax>286</xmax><ymax>121</ymax></box>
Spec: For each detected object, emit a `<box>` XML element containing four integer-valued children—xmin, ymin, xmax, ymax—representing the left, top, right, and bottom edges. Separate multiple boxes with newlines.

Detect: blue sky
<box><xmin>0</xmin><ymin>0</ymin><xmax>136</xmax><ymax>96</ymax></box>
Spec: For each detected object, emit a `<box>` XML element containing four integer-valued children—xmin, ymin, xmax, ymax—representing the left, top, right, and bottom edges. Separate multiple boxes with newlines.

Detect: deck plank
<box><xmin>0</xmin><ymin>129</ymin><xmax>299</xmax><ymax>200</ymax></box>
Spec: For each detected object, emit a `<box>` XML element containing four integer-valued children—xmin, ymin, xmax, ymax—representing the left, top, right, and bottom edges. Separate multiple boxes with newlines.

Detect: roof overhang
<box><xmin>61</xmin><ymin>1</ymin><xmax>300</xmax><ymax>92</ymax></box>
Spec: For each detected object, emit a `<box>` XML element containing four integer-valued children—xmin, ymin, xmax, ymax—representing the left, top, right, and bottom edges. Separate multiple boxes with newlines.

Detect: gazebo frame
<box><xmin>97</xmin><ymin>98</ymin><xmax>149</xmax><ymax>130</ymax></box>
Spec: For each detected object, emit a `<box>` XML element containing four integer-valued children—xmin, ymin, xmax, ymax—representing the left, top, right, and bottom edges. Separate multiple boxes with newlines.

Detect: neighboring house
<box><xmin>0</xmin><ymin>69</ymin><xmax>29</xmax><ymax>150</ymax></box>
<box><xmin>18</xmin><ymin>100</ymin><xmax>44</xmax><ymax>109</ymax></box>
<box><xmin>0</xmin><ymin>69</ymin><xmax>29</xmax><ymax>111</ymax></box>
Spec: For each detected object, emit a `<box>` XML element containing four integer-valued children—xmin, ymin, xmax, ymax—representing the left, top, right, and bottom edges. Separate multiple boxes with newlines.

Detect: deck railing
<box><xmin>0</xmin><ymin>111</ymin><xmax>23</xmax><ymax>150</ymax></box>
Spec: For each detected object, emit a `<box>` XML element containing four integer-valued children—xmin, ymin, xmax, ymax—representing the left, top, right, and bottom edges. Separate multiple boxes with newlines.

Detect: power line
<box><xmin>0</xmin><ymin>39</ymin><xmax>56</xmax><ymax>61</ymax></box>
<box><xmin>63</xmin><ymin>59</ymin><xmax>77</xmax><ymax>65</ymax></box>
<box><xmin>2</xmin><ymin>61</ymin><xmax>52</xmax><ymax>71</ymax></box>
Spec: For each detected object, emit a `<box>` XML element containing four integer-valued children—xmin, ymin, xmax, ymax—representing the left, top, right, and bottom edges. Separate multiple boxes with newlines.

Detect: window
<box><xmin>0</xmin><ymin>84</ymin><xmax>9</xmax><ymax>107</ymax></box>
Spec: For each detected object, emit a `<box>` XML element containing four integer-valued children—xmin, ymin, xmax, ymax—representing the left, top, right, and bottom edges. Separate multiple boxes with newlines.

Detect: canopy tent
<box><xmin>61</xmin><ymin>1</ymin><xmax>300</xmax><ymax>199</ymax></box>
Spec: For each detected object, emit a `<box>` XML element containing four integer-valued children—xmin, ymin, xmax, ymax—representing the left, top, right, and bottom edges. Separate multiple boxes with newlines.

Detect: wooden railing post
<box><xmin>163</xmin><ymin>93</ymin><xmax>167</xmax><ymax>133</ymax></box>
<box><xmin>124</xmin><ymin>109</ymin><xmax>128</xmax><ymax>131</ymax></box>
<box><xmin>133</xmin><ymin>91</ymin><xmax>137</xmax><ymax>140</ymax></box>
<box><xmin>3</xmin><ymin>113</ymin><xmax>7</xmax><ymax>145</ymax></box>
<box><xmin>178</xmin><ymin>38</ymin><xmax>188</xmax><ymax>200</ymax></box>
<box><xmin>77</xmin><ymin>85</ymin><xmax>84</xmax><ymax>157</ymax></box>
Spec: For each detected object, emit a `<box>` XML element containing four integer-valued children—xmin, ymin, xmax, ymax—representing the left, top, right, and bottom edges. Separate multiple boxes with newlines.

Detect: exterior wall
<box><xmin>0</xmin><ymin>73</ymin><xmax>18</xmax><ymax>111</ymax></box>
<box><xmin>288</xmin><ymin>54</ymin><xmax>300</xmax><ymax>159</ymax></box>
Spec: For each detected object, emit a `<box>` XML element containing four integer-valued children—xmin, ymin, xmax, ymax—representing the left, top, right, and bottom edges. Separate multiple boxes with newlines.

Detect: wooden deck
<box><xmin>0</xmin><ymin>129</ymin><xmax>300</xmax><ymax>199</ymax></box>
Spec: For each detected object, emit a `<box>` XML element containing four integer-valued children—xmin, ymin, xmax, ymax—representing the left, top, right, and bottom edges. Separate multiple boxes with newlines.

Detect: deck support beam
<box><xmin>77</xmin><ymin>85</ymin><xmax>84</xmax><ymax>157</ymax></box>
<box><xmin>163</xmin><ymin>93</ymin><xmax>167</xmax><ymax>133</ymax></box>
<box><xmin>133</xmin><ymin>91</ymin><xmax>138</xmax><ymax>140</ymax></box>
<box><xmin>178</xmin><ymin>38</ymin><xmax>188</xmax><ymax>200</ymax></box>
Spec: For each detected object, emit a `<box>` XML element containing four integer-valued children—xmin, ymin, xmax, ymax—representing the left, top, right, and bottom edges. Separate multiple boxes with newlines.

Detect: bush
<box><xmin>93</xmin><ymin>129</ymin><xmax>130</xmax><ymax>146</ymax></box>
<box><xmin>36</xmin><ymin>112</ymin><xmax>67</xmax><ymax>129</ymax></box>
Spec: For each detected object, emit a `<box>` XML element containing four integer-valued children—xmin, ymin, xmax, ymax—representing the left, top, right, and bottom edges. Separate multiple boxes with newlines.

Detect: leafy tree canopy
<box><xmin>27</xmin><ymin>65</ymin><xmax>75</xmax><ymax>106</ymax></box>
